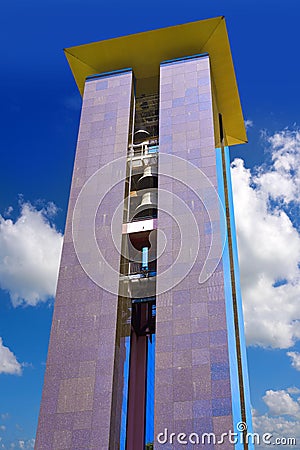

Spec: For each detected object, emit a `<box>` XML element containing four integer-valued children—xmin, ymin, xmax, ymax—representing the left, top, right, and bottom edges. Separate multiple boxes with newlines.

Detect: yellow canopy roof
<box><xmin>64</xmin><ymin>16</ymin><xmax>247</xmax><ymax>146</ymax></box>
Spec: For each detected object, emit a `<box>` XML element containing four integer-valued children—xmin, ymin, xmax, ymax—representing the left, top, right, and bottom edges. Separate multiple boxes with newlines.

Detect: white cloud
<box><xmin>0</xmin><ymin>338</ymin><xmax>22</xmax><ymax>375</ymax></box>
<box><xmin>231</xmin><ymin>129</ymin><xmax>300</xmax><ymax>348</ymax></box>
<box><xmin>258</xmin><ymin>129</ymin><xmax>300</xmax><ymax>203</ymax></box>
<box><xmin>0</xmin><ymin>202</ymin><xmax>63</xmax><ymax>307</ymax></box>
<box><xmin>263</xmin><ymin>389</ymin><xmax>300</xmax><ymax>416</ymax></box>
<box><xmin>17</xmin><ymin>439</ymin><xmax>34</xmax><ymax>449</ymax></box>
<box><xmin>287</xmin><ymin>386</ymin><xmax>300</xmax><ymax>395</ymax></box>
<box><xmin>253</xmin><ymin>388</ymin><xmax>300</xmax><ymax>448</ymax></box>
<box><xmin>287</xmin><ymin>351</ymin><xmax>300</xmax><ymax>371</ymax></box>
<box><xmin>253</xmin><ymin>412</ymin><xmax>300</xmax><ymax>449</ymax></box>
<box><xmin>245</xmin><ymin>119</ymin><xmax>253</xmax><ymax>130</ymax></box>
<box><xmin>4</xmin><ymin>206</ymin><xmax>13</xmax><ymax>217</ymax></box>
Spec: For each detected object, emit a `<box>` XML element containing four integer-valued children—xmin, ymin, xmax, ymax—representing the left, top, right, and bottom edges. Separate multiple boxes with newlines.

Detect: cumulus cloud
<box><xmin>0</xmin><ymin>202</ymin><xmax>63</xmax><ymax>307</ymax></box>
<box><xmin>253</xmin><ymin>412</ymin><xmax>300</xmax><ymax>449</ymax></box>
<box><xmin>253</xmin><ymin>388</ymin><xmax>300</xmax><ymax>448</ymax></box>
<box><xmin>231</xmin><ymin>129</ymin><xmax>300</xmax><ymax>348</ymax></box>
<box><xmin>287</xmin><ymin>351</ymin><xmax>300</xmax><ymax>371</ymax></box>
<box><xmin>263</xmin><ymin>389</ymin><xmax>300</xmax><ymax>416</ymax></box>
<box><xmin>0</xmin><ymin>338</ymin><xmax>22</xmax><ymax>375</ymax></box>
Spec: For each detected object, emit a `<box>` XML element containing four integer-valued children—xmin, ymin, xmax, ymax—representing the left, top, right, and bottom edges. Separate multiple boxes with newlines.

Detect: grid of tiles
<box><xmin>35</xmin><ymin>70</ymin><xmax>132</xmax><ymax>449</ymax></box>
<box><xmin>155</xmin><ymin>55</ymin><xmax>234</xmax><ymax>449</ymax></box>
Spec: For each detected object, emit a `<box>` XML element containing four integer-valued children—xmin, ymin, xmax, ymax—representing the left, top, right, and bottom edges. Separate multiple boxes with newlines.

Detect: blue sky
<box><xmin>1</xmin><ymin>0</ymin><xmax>300</xmax><ymax>448</ymax></box>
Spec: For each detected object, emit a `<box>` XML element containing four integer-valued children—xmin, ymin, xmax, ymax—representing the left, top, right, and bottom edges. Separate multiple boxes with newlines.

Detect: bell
<box><xmin>133</xmin><ymin>191</ymin><xmax>157</xmax><ymax>220</ymax></box>
<box><xmin>129</xmin><ymin>231</ymin><xmax>151</xmax><ymax>252</ymax></box>
<box><xmin>137</xmin><ymin>165</ymin><xmax>158</xmax><ymax>191</ymax></box>
<box><xmin>134</xmin><ymin>129</ymin><xmax>150</xmax><ymax>143</ymax></box>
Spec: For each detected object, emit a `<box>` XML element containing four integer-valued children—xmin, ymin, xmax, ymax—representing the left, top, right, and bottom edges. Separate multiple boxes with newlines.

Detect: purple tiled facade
<box><xmin>35</xmin><ymin>70</ymin><xmax>133</xmax><ymax>450</ymax></box>
<box><xmin>155</xmin><ymin>55</ymin><xmax>234</xmax><ymax>449</ymax></box>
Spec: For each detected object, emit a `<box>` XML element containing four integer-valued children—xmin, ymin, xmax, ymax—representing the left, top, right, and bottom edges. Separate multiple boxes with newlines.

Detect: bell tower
<box><xmin>35</xmin><ymin>17</ymin><xmax>253</xmax><ymax>450</ymax></box>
